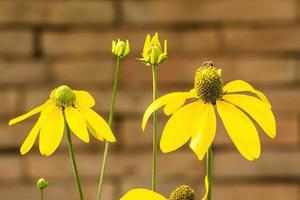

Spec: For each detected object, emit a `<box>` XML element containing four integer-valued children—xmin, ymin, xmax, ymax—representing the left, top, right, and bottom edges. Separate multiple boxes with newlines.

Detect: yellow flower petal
<box><xmin>163</xmin><ymin>90</ymin><xmax>196</xmax><ymax>116</ymax></box>
<box><xmin>142</xmin><ymin>34</ymin><xmax>151</xmax><ymax>58</ymax></box>
<box><xmin>142</xmin><ymin>90</ymin><xmax>196</xmax><ymax>130</ymax></box>
<box><xmin>74</xmin><ymin>90</ymin><xmax>95</xmax><ymax>108</ymax></box>
<box><xmin>9</xmin><ymin>102</ymin><xmax>48</xmax><ymax>125</ymax></box>
<box><xmin>160</xmin><ymin>101</ymin><xmax>204</xmax><ymax>153</ymax></box>
<box><xmin>121</xmin><ymin>188</ymin><xmax>166</xmax><ymax>200</ymax></box>
<box><xmin>151</xmin><ymin>33</ymin><xmax>162</xmax><ymax>49</ymax></box>
<box><xmin>223</xmin><ymin>94</ymin><xmax>276</xmax><ymax>139</ymax></box>
<box><xmin>217</xmin><ymin>100</ymin><xmax>261</xmax><ymax>160</ymax></box>
<box><xmin>79</xmin><ymin>105</ymin><xmax>116</xmax><ymax>142</ymax></box>
<box><xmin>190</xmin><ymin>103</ymin><xmax>216</xmax><ymax>160</ymax></box>
<box><xmin>202</xmin><ymin>176</ymin><xmax>209</xmax><ymax>200</ymax></box>
<box><xmin>39</xmin><ymin>106</ymin><xmax>64</xmax><ymax>156</ymax></box>
<box><xmin>87</xmin><ymin>122</ymin><xmax>104</xmax><ymax>141</ymax></box>
<box><xmin>65</xmin><ymin>106</ymin><xmax>89</xmax><ymax>143</ymax></box>
<box><xmin>20</xmin><ymin>116</ymin><xmax>42</xmax><ymax>155</ymax></box>
<box><xmin>223</xmin><ymin>80</ymin><xmax>271</xmax><ymax>107</ymax></box>
<box><xmin>21</xmin><ymin>103</ymin><xmax>52</xmax><ymax>155</ymax></box>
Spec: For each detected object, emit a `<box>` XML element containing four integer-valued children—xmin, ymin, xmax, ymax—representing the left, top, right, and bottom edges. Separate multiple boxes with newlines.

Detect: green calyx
<box><xmin>169</xmin><ymin>185</ymin><xmax>195</xmax><ymax>200</ymax></box>
<box><xmin>37</xmin><ymin>178</ymin><xmax>48</xmax><ymax>190</ymax></box>
<box><xmin>52</xmin><ymin>85</ymin><xmax>76</xmax><ymax>108</ymax></box>
<box><xmin>194</xmin><ymin>61</ymin><xmax>224</xmax><ymax>104</ymax></box>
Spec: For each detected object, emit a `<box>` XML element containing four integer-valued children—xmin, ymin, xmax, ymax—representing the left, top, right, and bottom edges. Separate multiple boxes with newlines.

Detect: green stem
<box><xmin>206</xmin><ymin>146</ymin><xmax>213</xmax><ymax>200</ymax></box>
<box><xmin>40</xmin><ymin>189</ymin><xmax>44</xmax><ymax>200</ymax></box>
<box><xmin>64</xmin><ymin>112</ymin><xmax>84</xmax><ymax>200</ymax></box>
<box><xmin>97</xmin><ymin>57</ymin><xmax>122</xmax><ymax>200</ymax></box>
<box><xmin>151</xmin><ymin>65</ymin><xmax>158</xmax><ymax>191</ymax></box>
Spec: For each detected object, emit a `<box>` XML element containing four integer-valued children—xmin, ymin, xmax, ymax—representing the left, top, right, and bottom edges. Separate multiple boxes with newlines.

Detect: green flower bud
<box><xmin>139</xmin><ymin>33</ymin><xmax>167</xmax><ymax>66</ymax></box>
<box><xmin>112</xmin><ymin>39</ymin><xmax>130</xmax><ymax>58</ymax></box>
<box><xmin>37</xmin><ymin>178</ymin><xmax>48</xmax><ymax>190</ymax></box>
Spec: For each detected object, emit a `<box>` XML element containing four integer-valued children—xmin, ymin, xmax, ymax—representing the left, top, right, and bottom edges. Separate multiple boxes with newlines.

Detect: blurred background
<box><xmin>0</xmin><ymin>0</ymin><xmax>299</xmax><ymax>199</ymax></box>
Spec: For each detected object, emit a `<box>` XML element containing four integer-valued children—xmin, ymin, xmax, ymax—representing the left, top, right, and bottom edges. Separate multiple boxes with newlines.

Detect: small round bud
<box><xmin>52</xmin><ymin>85</ymin><xmax>75</xmax><ymax>108</ymax></box>
<box><xmin>169</xmin><ymin>185</ymin><xmax>195</xmax><ymax>200</ymax></box>
<box><xmin>37</xmin><ymin>178</ymin><xmax>48</xmax><ymax>190</ymax></box>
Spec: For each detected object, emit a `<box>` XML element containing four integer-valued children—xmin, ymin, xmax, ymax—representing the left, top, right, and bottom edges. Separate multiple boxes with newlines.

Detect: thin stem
<box><xmin>97</xmin><ymin>57</ymin><xmax>122</xmax><ymax>200</ymax></box>
<box><xmin>63</xmin><ymin>112</ymin><xmax>84</xmax><ymax>200</ymax></box>
<box><xmin>206</xmin><ymin>146</ymin><xmax>213</xmax><ymax>200</ymax></box>
<box><xmin>151</xmin><ymin>65</ymin><xmax>158</xmax><ymax>191</ymax></box>
<box><xmin>40</xmin><ymin>189</ymin><xmax>44</xmax><ymax>200</ymax></box>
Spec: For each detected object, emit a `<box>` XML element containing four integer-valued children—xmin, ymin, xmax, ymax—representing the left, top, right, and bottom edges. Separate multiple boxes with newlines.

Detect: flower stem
<box><xmin>151</xmin><ymin>65</ymin><xmax>158</xmax><ymax>191</ymax></box>
<box><xmin>64</xmin><ymin>112</ymin><xmax>84</xmax><ymax>200</ymax></box>
<box><xmin>206</xmin><ymin>146</ymin><xmax>213</xmax><ymax>200</ymax></box>
<box><xmin>40</xmin><ymin>189</ymin><xmax>44</xmax><ymax>200</ymax></box>
<box><xmin>97</xmin><ymin>57</ymin><xmax>122</xmax><ymax>200</ymax></box>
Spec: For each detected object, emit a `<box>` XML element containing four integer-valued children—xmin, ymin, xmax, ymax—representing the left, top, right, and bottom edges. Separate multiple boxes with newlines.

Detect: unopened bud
<box><xmin>37</xmin><ymin>178</ymin><xmax>48</xmax><ymax>190</ymax></box>
<box><xmin>112</xmin><ymin>39</ymin><xmax>130</xmax><ymax>58</ymax></box>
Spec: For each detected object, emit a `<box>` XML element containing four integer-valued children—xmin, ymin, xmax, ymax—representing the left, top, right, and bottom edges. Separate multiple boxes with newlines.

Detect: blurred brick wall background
<box><xmin>0</xmin><ymin>0</ymin><xmax>299</xmax><ymax>199</ymax></box>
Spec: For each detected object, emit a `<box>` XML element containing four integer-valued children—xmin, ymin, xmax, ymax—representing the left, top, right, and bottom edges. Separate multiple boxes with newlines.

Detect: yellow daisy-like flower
<box><xmin>121</xmin><ymin>176</ymin><xmax>208</xmax><ymax>200</ymax></box>
<box><xmin>9</xmin><ymin>85</ymin><xmax>116</xmax><ymax>156</ymax></box>
<box><xmin>142</xmin><ymin>61</ymin><xmax>276</xmax><ymax>161</ymax></box>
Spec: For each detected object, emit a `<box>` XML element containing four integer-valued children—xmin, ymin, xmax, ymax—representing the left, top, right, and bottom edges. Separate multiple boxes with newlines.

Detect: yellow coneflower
<box><xmin>142</xmin><ymin>61</ymin><xmax>276</xmax><ymax>161</ymax></box>
<box><xmin>9</xmin><ymin>85</ymin><xmax>116</xmax><ymax>156</ymax></box>
<box><xmin>121</xmin><ymin>176</ymin><xmax>208</xmax><ymax>200</ymax></box>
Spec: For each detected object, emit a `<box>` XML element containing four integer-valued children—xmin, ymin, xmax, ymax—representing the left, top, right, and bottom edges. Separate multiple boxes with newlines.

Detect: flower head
<box><xmin>112</xmin><ymin>39</ymin><xmax>130</xmax><ymax>58</ymax></box>
<box><xmin>169</xmin><ymin>185</ymin><xmax>195</xmax><ymax>200</ymax></box>
<box><xmin>139</xmin><ymin>33</ymin><xmax>167</xmax><ymax>66</ymax></box>
<box><xmin>142</xmin><ymin>61</ymin><xmax>276</xmax><ymax>161</ymax></box>
<box><xmin>121</xmin><ymin>177</ymin><xmax>208</xmax><ymax>200</ymax></box>
<box><xmin>9</xmin><ymin>85</ymin><xmax>116</xmax><ymax>156</ymax></box>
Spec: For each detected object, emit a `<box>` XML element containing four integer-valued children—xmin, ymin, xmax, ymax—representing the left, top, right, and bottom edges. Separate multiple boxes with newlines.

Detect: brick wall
<box><xmin>0</xmin><ymin>0</ymin><xmax>299</xmax><ymax>199</ymax></box>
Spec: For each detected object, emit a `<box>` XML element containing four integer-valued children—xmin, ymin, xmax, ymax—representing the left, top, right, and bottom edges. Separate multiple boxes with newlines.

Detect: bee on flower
<box><xmin>142</xmin><ymin>61</ymin><xmax>276</xmax><ymax>161</ymax></box>
<box><xmin>9</xmin><ymin>85</ymin><xmax>116</xmax><ymax>156</ymax></box>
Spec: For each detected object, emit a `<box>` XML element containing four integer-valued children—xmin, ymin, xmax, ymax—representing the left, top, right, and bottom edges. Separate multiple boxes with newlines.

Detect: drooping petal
<box><xmin>87</xmin><ymin>122</ymin><xmax>103</xmax><ymax>141</ymax></box>
<box><xmin>223</xmin><ymin>94</ymin><xmax>276</xmax><ymax>138</ymax></box>
<box><xmin>189</xmin><ymin>103</ymin><xmax>216</xmax><ymax>160</ymax></box>
<box><xmin>21</xmin><ymin>103</ymin><xmax>53</xmax><ymax>155</ymax></box>
<box><xmin>9</xmin><ymin>102</ymin><xmax>48</xmax><ymax>125</ymax></box>
<box><xmin>142</xmin><ymin>90</ymin><xmax>196</xmax><ymax>130</ymax></box>
<box><xmin>73</xmin><ymin>90</ymin><xmax>95</xmax><ymax>108</ymax></box>
<box><xmin>163</xmin><ymin>89</ymin><xmax>196</xmax><ymax>116</ymax></box>
<box><xmin>121</xmin><ymin>188</ymin><xmax>166</xmax><ymax>200</ymax></box>
<box><xmin>223</xmin><ymin>80</ymin><xmax>271</xmax><ymax>107</ymax></box>
<box><xmin>160</xmin><ymin>101</ymin><xmax>204</xmax><ymax>153</ymax></box>
<box><xmin>65</xmin><ymin>106</ymin><xmax>89</xmax><ymax>143</ymax></box>
<box><xmin>202</xmin><ymin>176</ymin><xmax>209</xmax><ymax>200</ymax></box>
<box><xmin>78</xmin><ymin>105</ymin><xmax>116</xmax><ymax>142</ymax></box>
<box><xmin>217</xmin><ymin>100</ymin><xmax>261</xmax><ymax>161</ymax></box>
<box><xmin>20</xmin><ymin>115</ymin><xmax>42</xmax><ymax>155</ymax></box>
<box><xmin>39</xmin><ymin>106</ymin><xmax>64</xmax><ymax>156</ymax></box>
